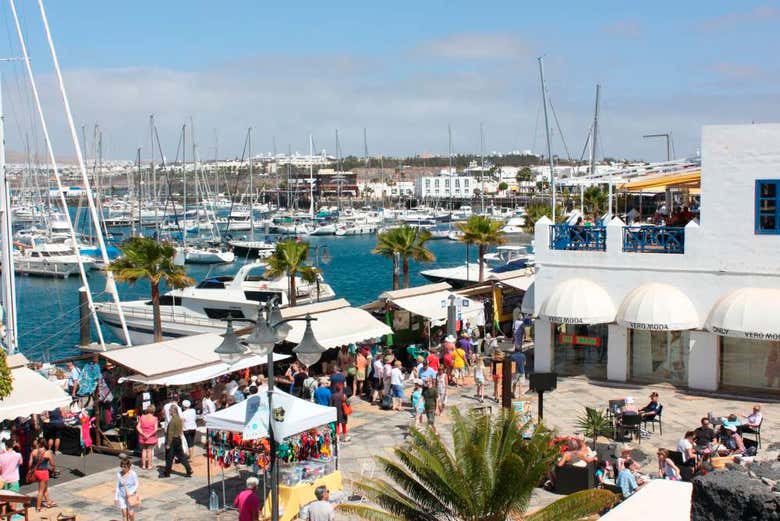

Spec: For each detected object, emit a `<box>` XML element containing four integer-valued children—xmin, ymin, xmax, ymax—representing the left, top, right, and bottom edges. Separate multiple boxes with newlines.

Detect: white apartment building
<box><xmin>528</xmin><ymin>123</ymin><xmax>780</xmax><ymax>393</ymax></box>
<box><xmin>415</xmin><ymin>175</ymin><xmax>478</xmax><ymax>199</ymax></box>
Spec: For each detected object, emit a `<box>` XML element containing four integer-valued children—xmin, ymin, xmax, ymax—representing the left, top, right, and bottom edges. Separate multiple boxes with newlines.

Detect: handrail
<box><xmin>549</xmin><ymin>224</ymin><xmax>606</xmax><ymax>251</ymax></box>
<box><xmin>622</xmin><ymin>226</ymin><xmax>685</xmax><ymax>254</ymax></box>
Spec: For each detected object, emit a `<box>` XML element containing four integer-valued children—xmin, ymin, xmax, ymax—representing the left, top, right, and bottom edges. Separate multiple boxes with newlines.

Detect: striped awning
<box><xmin>620</xmin><ymin>170</ymin><xmax>700</xmax><ymax>192</ymax></box>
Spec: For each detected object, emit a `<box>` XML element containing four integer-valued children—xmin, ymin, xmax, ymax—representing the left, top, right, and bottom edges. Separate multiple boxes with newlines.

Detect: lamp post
<box><xmin>215</xmin><ymin>299</ymin><xmax>325</xmax><ymax>521</ymax></box>
<box><xmin>497</xmin><ymin>340</ymin><xmax>516</xmax><ymax>410</ymax></box>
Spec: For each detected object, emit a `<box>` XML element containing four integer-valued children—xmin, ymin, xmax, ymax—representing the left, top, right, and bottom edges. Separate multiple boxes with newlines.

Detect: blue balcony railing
<box><xmin>550</xmin><ymin>225</ymin><xmax>607</xmax><ymax>251</ymax></box>
<box><xmin>622</xmin><ymin>226</ymin><xmax>685</xmax><ymax>254</ymax></box>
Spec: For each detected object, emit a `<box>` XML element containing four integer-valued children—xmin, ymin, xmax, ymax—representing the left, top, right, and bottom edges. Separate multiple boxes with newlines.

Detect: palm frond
<box><xmin>524</xmin><ymin>489</ymin><xmax>619</xmax><ymax>521</ymax></box>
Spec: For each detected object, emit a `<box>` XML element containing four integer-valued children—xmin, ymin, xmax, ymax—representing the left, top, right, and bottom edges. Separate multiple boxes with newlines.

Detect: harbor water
<box><xmin>15</xmin><ymin>235</ymin><xmax>468</xmax><ymax>362</ymax></box>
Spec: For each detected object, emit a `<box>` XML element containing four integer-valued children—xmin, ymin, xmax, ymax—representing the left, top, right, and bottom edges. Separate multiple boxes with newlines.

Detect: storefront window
<box><xmin>630</xmin><ymin>330</ymin><xmax>689</xmax><ymax>385</ymax></box>
<box><xmin>721</xmin><ymin>338</ymin><xmax>780</xmax><ymax>390</ymax></box>
<box><xmin>553</xmin><ymin>323</ymin><xmax>608</xmax><ymax>379</ymax></box>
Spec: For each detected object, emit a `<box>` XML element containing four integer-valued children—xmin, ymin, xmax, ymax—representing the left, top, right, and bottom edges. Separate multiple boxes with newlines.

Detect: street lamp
<box><xmin>214</xmin><ymin>299</ymin><xmax>322</xmax><ymax>521</ymax></box>
<box><xmin>497</xmin><ymin>340</ymin><xmax>516</xmax><ymax>410</ymax></box>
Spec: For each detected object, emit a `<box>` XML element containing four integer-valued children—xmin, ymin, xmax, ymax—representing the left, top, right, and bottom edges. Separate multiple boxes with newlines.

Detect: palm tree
<box><xmin>457</xmin><ymin>215</ymin><xmax>506</xmax><ymax>282</ymax></box>
<box><xmin>338</xmin><ymin>408</ymin><xmax>618</xmax><ymax>521</ymax></box>
<box><xmin>583</xmin><ymin>186</ymin><xmax>608</xmax><ymax>217</ymax></box>
<box><xmin>372</xmin><ymin>226</ymin><xmax>436</xmax><ymax>290</ymax></box>
<box><xmin>265</xmin><ymin>239</ymin><xmax>318</xmax><ymax>306</ymax></box>
<box><xmin>576</xmin><ymin>406</ymin><xmax>613</xmax><ymax>450</ymax></box>
<box><xmin>108</xmin><ymin>237</ymin><xmax>194</xmax><ymax>343</ymax></box>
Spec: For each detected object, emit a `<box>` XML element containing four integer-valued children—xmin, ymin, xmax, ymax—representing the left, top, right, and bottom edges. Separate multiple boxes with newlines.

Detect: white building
<box><xmin>415</xmin><ymin>175</ymin><xmax>478</xmax><ymax>199</ymax></box>
<box><xmin>529</xmin><ymin>123</ymin><xmax>780</xmax><ymax>393</ymax></box>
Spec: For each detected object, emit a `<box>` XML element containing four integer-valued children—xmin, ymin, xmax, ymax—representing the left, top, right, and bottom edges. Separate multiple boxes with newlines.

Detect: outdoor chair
<box><xmin>618</xmin><ymin>414</ymin><xmax>643</xmax><ymax>444</ymax></box>
<box><xmin>739</xmin><ymin>419</ymin><xmax>762</xmax><ymax>448</ymax></box>
<box><xmin>555</xmin><ymin>461</ymin><xmax>596</xmax><ymax>495</ymax></box>
<box><xmin>642</xmin><ymin>404</ymin><xmax>663</xmax><ymax>435</ymax></box>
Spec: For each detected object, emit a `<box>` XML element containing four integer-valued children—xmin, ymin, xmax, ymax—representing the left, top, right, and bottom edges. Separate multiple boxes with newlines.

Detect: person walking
<box><xmin>181</xmin><ymin>400</ymin><xmax>198</xmax><ymax>460</ymax></box>
<box><xmin>390</xmin><ymin>361</ymin><xmax>404</xmax><ymax>411</ymax></box>
<box><xmin>115</xmin><ymin>457</ymin><xmax>140</xmax><ymax>521</ymax></box>
<box><xmin>162</xmin><ymin>407</ymin><xmax>192</xmax><ymax>478</ymax></box>
<box><xmin>0</xmin><ymin>439</ymin><xmax>22</xmax><ymax>492</ymax></box>
<box><xmin>136</xmin><ymin>405</ymin><xmax>159</xmax><ymax>471</ymax></box>
<box><xmin>234</xmin><ymin>476</ymin><xmax>261</xmax><ymax>521</ymax></box>
<box><xmin>330</xmin><ymin>383</ymin><xmax>351</xmax><ymax>442</ymax></box>
<box><xmin>28</xmin><ymin>438</ymin><xmax>56</xmax><ymax>511</ymax></box>
<box><xmin>474</xmin><ymin>356</ymin><xmax>486</xmax><ymax>403</ymax></box>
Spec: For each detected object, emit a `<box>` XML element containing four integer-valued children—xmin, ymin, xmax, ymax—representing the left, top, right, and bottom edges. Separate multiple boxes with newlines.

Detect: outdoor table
<box><xmin>0</xmin><ymin>490</ymin><xmax>32</xmax><ymax>521</ymax></box>
<box><xmin>263</xmin><ymin>470</ymin><xmax>343</xmax><ymax>521</ymax></box>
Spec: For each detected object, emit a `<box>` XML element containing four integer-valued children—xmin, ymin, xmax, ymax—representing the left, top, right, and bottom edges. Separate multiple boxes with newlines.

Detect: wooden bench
<box><xmin>0</xmin><ymin>490</ymin><xmax>33</xmax><ymax>521</ymax></box>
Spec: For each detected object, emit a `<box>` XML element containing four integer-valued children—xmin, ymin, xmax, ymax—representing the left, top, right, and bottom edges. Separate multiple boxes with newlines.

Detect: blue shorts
<box><xmin>391</xmin><ymin>384</ymin><xmax>404</xmax><ymax>398</ymax></box>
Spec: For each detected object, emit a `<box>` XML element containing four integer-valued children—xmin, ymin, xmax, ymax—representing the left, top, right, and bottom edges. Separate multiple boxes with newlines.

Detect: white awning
<box><xmin>600</xmin><ymin>479</ymin><xmax>692</xmax><ymax>521</ymax></box>
<box><xmin>279</xmin><ymin>299</ymin><xmax>392</xmax><ymax>348</ymax></box>
<box><xmin>0</xmin><ymin>355</ymin><xmax>70</xmax><ymax>421</ymax></box>
<box><xmin>497</xmin><ymin>273</ymin><xmax>534</xmax><ymax>292</ymax></box>
<box><xmin>540</xmin><ymin>278</ymin><xmax>616</xmax><ymax>325</ymax></box>
<box><xmin>119</xmin><ymin>353</ymin><xmax>290</xmax><ymax>386</ymax></box>
<box><xmin>705</xmin><ymin>288</ymin><xmax>780</xmax><ymax>339</ymax></box>
<box><xmin>521</xmin><ymin>281</ymin><xmax>535</xmax><ymax>315</ymax></box>
<box><xmin>385</xmin><ymin>289</ymin><xmax>484</xmax><ymax>326</ymax></box>
<box><xmin>204</xmin><ymin>386</ymin><xmax>336</xmax><ymax>439</ymax></box>
<box><xmin>104</xmin><ymin>333</ymin><xmax>289</xmax><ymax>386</ymax></box>
<box><xmin>617</xmin><ymin>283</ymin><xmax>699</xmax><ymax>331</ymax></box>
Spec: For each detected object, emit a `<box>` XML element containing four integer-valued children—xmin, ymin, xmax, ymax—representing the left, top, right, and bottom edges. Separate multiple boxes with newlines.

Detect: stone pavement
<box><xmin>28</xmin><ymin>375</ymin><xmax>780</xmax><ymax>520</ymax></box>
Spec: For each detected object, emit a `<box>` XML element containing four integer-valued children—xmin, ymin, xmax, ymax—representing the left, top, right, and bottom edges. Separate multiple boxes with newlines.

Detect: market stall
<box><xmin>204</xmin><ymin>387</ymin><xmax>338</xmax><ymax>520</ymax></box>
<box><xmin>0</xmin><ymin>354</ymin><xmax>71</xmax><ymax>422</ymax></box>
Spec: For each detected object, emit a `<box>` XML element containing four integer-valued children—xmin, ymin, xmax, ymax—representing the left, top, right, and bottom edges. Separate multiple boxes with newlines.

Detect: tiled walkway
<box><xmin>26</xmin><ymin>376</ymin><xmax>780</xmax><ymax>520</ymax></box>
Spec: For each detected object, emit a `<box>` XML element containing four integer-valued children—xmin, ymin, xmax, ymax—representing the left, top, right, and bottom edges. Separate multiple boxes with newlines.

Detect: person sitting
<box><xmin>742</xmin><ymin>405</ymin><xmax>763</xmax><ymax>429</ymax></box>
<box><xmin>693</xmin><ymin>417</ymin><xmax>716</xmax><ymax>453</ymax></box>
<box><xmin>719</xmin><ymin>425</ymin><xmax>746</xmax><ymax>456</ymax></box>
<box><xmin>721</xmin><ymin>413</ymin><xmax>740</xmax><ymax>430</ymax></box>
<box><xmin>676</xmin><ymin>431</ymin><xmax>697</xmax><ymax>467</ymax></box>
<box><xmin>616</xmin><ymin>459</ymin><xmax>639</xmax><ymax>498</ymax></box>
<box><xmin>557</xmin><ymin>437</ymin><xmax>596</xmax><ymax>467</ymax></box>
<box><xmin>639</xmin><ymin>392</ymin><xmax>661</xmax><ymax>419</ymax></box>
<box><xmin>595</xmin><ymin>460</ymin><xmax>614</xmax><ymax>486</ymax></box>
<box><xmin>657</xmin><ymin>449</ymin><xmax>681</xmax><ymax>481</ymax></box>
<box><xmin>620</xmin><ymin>396</ymin><xmax>639</xmax><ymax>415</ymax></box>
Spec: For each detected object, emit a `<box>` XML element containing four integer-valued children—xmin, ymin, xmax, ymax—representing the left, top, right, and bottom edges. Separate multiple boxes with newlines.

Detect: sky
<box><xmin>0</xmin><ymin>0</ymin><xmax>779</xmax><ymax>162</ymax></box>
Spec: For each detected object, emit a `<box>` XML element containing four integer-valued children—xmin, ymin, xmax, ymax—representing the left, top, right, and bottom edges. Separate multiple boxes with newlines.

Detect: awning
<box><xmin>705</xmin><ymin>288</ymin><xmax>780</xmax><ymax>339</ymax></box>
<box><xmin>600</xmin><ymin>479</ymin><xmax>692</xmax><ymax>521</ymax></box>
<box><xmin>0</xmin><ymin>355</ymin><xmax>70</xmax><ymax>422</ymax></box>
<box><xmin>103</xmin><ymin>333</ymin><xmax>289</xmax><ymax>386</ymax></box>
<box><xmin>204</xmin><ymin>386</ymin><xmax>336</xmax><ymax>439</ymax></box>
<box><xmin>382</xmin><ymin>287</ymin><xmax>484</xmax><ymax>326</ymax></box>
<box><xmin>278</xmin><ymin>299</ymin><xmax>392</xmax><ymax>348</ymax></box>
<box><xmin>540</xmin><ymin>278</ymin><xmax>616</xmax><ymax>325</ymax></box>
<box><xmin>493</xmin><ymin>272</ymin><xmax>534</xmax><ymax>292</ymax></box>
<box><xmin>521</xmin><ymin>281</ymin><xmax>535</xmax><ymax>315</ymax></box>
<box><xmin>616</xmin><ymin>283</ymin><xmax>699</xmax><ymax>331</ymax></box>
<box><xmin>619</xmin><ymin>170</ymin><xmax>700</xmax><ymax>193</ymax></box>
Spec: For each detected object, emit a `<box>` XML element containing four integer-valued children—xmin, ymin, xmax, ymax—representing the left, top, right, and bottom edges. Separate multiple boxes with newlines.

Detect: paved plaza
<box><xmin>22</xmin><ymin>375</ymin><xmax>780</xmax><ymax>520</ymax></box>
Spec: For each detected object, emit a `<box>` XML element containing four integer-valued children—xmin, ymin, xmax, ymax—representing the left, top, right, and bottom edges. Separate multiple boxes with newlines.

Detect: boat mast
<box><xmin>150</xmin><ymin>114</ymin><xmax>159</xmax><ymax>237</ymax></box>
<box><xmin>0</xmin><ymin>74</ymin><xmax>19</xmax><ymax>354</ymax></box>
<box><xmin>133</xmin><ymin>147</ymin><xmax>140</xmax><ymax>237</ymax></box>
<box><xmin>448</xmin><ymin>124</ymin><xmax>453</xmax><ymax>211</ymax></box>
<box><xmin>479</xmin><ymin>122</ymin><xmax>485</xmax><ymax>214</ymax></box>
<box><xmin>309</xmin><ymin>134</ymin><xmax>315</xmax><ymax>218</ymax></box>
<box><xmin>248</xmin><ymin>127</ymin><xmax>255</xmax><ymax>241</ymax></box>
<box><xmin>538</xmin><ymin>56</ymin><xmax>556</xmax><ymax>222</ymax></box>
<box><xmin>182</xmin><ymin>124</ymin><xmax>187</xmax><ymax>249</ymax></box>
<box><xmin>590</xmin><ymin>84</ymin><xmax>604</xmax><ymax>219</ymax></box>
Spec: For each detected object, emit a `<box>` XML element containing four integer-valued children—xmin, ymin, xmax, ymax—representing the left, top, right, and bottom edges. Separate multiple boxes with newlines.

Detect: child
<box><xmin>436</xmin><ymin>371</ymin><xmax>448</xmax><ymax>416</ymax></box>
<box><xmin>474</xmin><ymin>357</ymin><xmax>485</xmax><ymax>403</ymax></box>
<box><xmin>411</xmin><ymin>381</ymin><xmax>425</xmax><ymax>426</ymax></box>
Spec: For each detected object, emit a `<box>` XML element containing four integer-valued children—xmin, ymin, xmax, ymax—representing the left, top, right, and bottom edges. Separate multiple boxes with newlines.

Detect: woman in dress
<box><xmin>330</xmin><ymin>383</ymin><xmax>350</xmax><ymax>442</ymax></box>
<box><xmin>115</xmin><ymin>458</ymin><xmax>139</xmax><ymax>521</ymax></box>
<box><xmin>28</xmin><ymin>438</ymin><xmax>56</xmax><ymax>511</ymax></box>
<box><xmin>136</xmin><ymin>405</ymin><xmax>158</xmax><ymax>470</ymax></box>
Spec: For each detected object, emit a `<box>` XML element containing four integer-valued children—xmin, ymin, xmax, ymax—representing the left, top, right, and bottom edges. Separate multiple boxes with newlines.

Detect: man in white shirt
<box><xmin>744</xmin><ymin>405</ymin><xmax>763</xmax><ymax>428</ymax></box>
<box><xmin>390</xmin><ymin>361</ymin><xmax>404</xmax><ymax>411</ymax></box>
<box><xmin>371</xmin><ymin>357</ymin><xmax>384</xmax><ymax>403</ymax></box>
<box><xmin>181</xmin><ymin>400</ymin><xmax>198</xmax><ymax>459</ymax></box>
<box><xmin>307</xmin><ymin>485</ymin><xmax>335</xmax><ymax>521</ymax></box>
<box><xmin>201</xmin><ymin>391</ymin><xmax>216</xmax><ymax>416</ymax></box>
<box><xmin>163</xmin><ymin>396</ymin><xmax>182</xmax><ymax>424</ymax></box>
<box><xmin>66</xmin><ymin>362</ymin><xmax>81</xmax><ymax>397</ymax></box>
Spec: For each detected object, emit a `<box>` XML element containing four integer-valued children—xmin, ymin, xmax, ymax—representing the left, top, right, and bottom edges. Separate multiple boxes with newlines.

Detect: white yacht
<box><xmin>227</xmin><ymin>239</ymin><xmax>276</xmax><ymax>257</ymax></box>
<box><xmin>13</xmin><ymin>241</ymin><xmax>94</xmax><ymax>278</ymax></box>
<box><xmin>184</xmin><ymin>245</ymin><xmax>236</xmax><ymax>264</ymax></box>
<box><xmin>96</xmin><ymin>261</ymin><xmax>335</xmax><ymax>344</ymax></box>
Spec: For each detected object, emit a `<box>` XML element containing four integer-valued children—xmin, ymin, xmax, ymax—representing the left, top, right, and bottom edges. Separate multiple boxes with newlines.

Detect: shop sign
<box><xmin>547</xmin><ymin>316</ymin><xmax>584</xmax><ymax>324</ymax></box>
<box><xmin>558</xmin><ymin>334</ymin><xmax>602</xmax><ymax>347</ymax></box>
<box><xmin>626</xmin><ymin>322</ymin><xmax>669</xmax><ymax>331</ymax></box>
<box><xmin>745</xmin><ymin>331</ymin><xmax>780</xmax><ymax>341</ymax></box>
<box><xmin>243</xmin><ymin>395</ymin><xmax>270</xmax><ymax>440</ymax></box>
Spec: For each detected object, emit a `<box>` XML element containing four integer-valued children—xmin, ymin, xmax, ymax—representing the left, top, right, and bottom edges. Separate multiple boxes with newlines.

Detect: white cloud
<box><xmin>694</xmin><ymin>4</ymin><xmax>780</xmax><ymax>32</ymax></box>
<box><xmin>413</xmin><ymin>32</ymin><xmax>530</xmax><ymax>60</ymax></box>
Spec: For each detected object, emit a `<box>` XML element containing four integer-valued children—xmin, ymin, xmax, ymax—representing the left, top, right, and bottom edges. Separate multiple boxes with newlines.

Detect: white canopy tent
<box><xmin>521</xmin><ymin>281</ymin><xmax>535</xmax><ymax>315</ymax></box>
<box><xmin>616</xmin><ymin>283</ymin><xmax>699</xmax><ymax>331</ymax></box>
<box><xmin>705</xmin><ymin>288</ymin><xmax>780</xmax><ymax>339</ymax></box>
<box><xmin>540</xmin><ymin>278</ymin><xmax>616</xmax><ymax>325</ymax></box>
<box><xmin>278</xmin><ymin>299</ymin><xmax>392</xmax><ymax>348</ymax></box>
<box><xmin>380</xmin><ymin>283</ymin><xmax>484</xmax><ymax>326</ymax></box>
<box><xmin>489</xmin><ymin>271</ymin><xmax>534</xmax><ymax>292</ymax></box>
<box><xmin>204</xmin><ymin>387</ymin><xmax>336</xmax><ymax>439</ymax></box>
<box><xmin>102</xmin><ymin>333</ymin><xmax>289</xmax><ymax>386</ymax></box>
<box><xmin>0</xmin><ymin>354</ymin><xmax>71</xmax><ymax>422</ymax></box>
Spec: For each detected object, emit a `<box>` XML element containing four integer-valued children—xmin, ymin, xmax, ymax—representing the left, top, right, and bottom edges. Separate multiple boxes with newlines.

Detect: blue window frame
<box><xmin>756</xmin><ymin>180</ymin><xmax>780</xmax><ymax>234</ymax></box>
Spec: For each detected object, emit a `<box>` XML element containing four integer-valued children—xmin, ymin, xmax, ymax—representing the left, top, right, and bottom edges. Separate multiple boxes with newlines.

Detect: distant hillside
<box><xmin>4</xmin><ymin>149</ymin><xmax>77</xmax><ymax>165</ymax></box>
